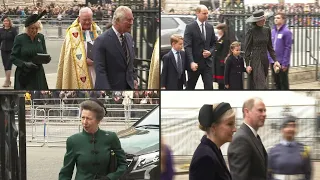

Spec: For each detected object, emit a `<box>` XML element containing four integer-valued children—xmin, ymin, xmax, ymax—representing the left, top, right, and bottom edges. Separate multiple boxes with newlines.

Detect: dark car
<box><xmin>119</xmin><ymin>106</ymin><xmax>159</xmax><ymax>180</ymax></box>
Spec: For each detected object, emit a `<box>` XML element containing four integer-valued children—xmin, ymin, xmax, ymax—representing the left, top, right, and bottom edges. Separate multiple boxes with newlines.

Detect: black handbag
<box><xmin>109</xmin><ymin>149</ymin><xmax>117</xmax><ymax>173</ymax></box>
<box><xmin>93</xmin><ymin>150</ymin><xmax>117</xmax><ymax>180</ymax></box>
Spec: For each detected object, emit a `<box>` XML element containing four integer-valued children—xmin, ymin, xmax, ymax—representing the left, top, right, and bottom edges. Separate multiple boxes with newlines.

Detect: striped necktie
<box><xmin>201</xmin><ymin>23</ymin><xmax>206</xmax><ymax>40</ymax></box>
<box><xmin>120</xmin><ymin>34</ymin><xmax>129</xmax><ymax>64</ymax></box>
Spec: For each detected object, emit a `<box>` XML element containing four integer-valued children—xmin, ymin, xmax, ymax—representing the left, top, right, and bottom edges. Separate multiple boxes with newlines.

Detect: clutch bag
<box><xmin>32</xmin><ymin>53</ymin><xmax>51</xmax><ymax>64</ymax></box>
<box><xmin>273</xmin><ymin>62</ymin><xmax>281</xmax><ymax>74</ymax></box>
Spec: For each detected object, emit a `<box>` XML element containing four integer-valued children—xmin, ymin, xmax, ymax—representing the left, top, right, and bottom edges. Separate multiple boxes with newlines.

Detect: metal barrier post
<box><xmin>58</xmin><ymin>21</ymin><xmax>62</xmax><ymax>38</ymax></box>
<box><xmin>34</xmin><ymin>108</ymin><xmax>47</xmax><ymax>146</ymax></box>
<box><xmin>18</xmin><ymin>95</ymin><xmax>26</xmax><ymax>180</ymax></box>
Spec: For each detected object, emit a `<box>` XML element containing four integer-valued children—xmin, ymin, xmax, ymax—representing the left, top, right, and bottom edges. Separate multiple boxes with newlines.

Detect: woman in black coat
<box><xmin>189</xmin><ymin>102</ymin><xmax>236</xmax><ymax>180</ymax></box>
<box><xmin>213</xmin><ymin>24</ymin><xmax>231</xmax><ymax>90</ymax></box>
<box><xmin>244</xmin><ymin>10</ymin><xmax>279</xmax><ymax>89</ymax></box>
<box><xmin>0</xmin><ymin>16</ymin><xmax>18</xmax><ymax>87</ymax></box>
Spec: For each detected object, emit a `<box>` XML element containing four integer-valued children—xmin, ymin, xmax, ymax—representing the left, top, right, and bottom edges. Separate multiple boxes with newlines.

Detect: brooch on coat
<box><xmin>38</xmin><ymin>38</ymin><xmax>41</xmax><ymax>43</ymax></box>
<box><xmin>218</xmin><ymin>40</ymin><xmax>223</xmax><ymax>44</ymax></box>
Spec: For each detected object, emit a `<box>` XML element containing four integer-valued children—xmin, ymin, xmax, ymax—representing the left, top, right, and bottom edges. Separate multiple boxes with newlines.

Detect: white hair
<box><xmin>79</xmin><ymin>7</ymin><xmax>93</xmax><ymax>17</ymax></box>
<box><xmin>112</xmin><ymin>6</ymin><xmax>132</xmax><ymax>25</ymax></box>
<box><xmin>24</xmin><ymin>20</ymin><xmax>43</xmax><ymax>33</ymax></box>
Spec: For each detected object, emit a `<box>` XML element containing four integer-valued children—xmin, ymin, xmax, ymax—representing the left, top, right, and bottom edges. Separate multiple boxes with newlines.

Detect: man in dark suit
<box><xmin>227</xmin><ymin>97</ymin><xmax>268</xmax><ymax>180</ymax></box>
<box><xmin>93</xmin><ymin>6</ymin><xmax>137</xmax><ymax>90</ymax></box>
<box><xmin>184</xmin><ymin>5</ymin><xmax>216</xmax><ymax>90</ymax></box>
<box><xmin>161</xmin><ymin>34</ymin><xmax>187</xmax><ymax>90</ymax></box>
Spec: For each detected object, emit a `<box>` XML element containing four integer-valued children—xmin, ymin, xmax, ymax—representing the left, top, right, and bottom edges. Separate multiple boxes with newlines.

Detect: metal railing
<box><xmin>10</xmin><ymin>7</ymin><xmax>159</xmax><ymax>88</ymax></box>
<box><xmin>215</xmin><ymin>12</ymin><xmax>320</xmax><ymax>88</ymax></box>
<box><xmin>23</xmin><ymin>99</ymin><xmax>159</xmax><ymax>147</ymax></box>
<box><xmin>220</xmin><ymin>13</ymin><xmax>320</xmax><ymax>67</ymax></box>
<box><xmin>161</xmin><ymin>105</ymin><xmax>320</xmax><ymax>160</ymax></box>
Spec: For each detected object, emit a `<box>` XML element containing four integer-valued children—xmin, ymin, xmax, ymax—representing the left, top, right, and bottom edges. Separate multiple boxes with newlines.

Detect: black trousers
<box><xmin>271</xmin><ymin>63</ymin><xmax>289</xmax><ymax>90</ymax></box>
<box><xmin>186</xmin><ymin>65</ymin><xmax>213</xmax><ymax>90</ymax></box>
<box><xmin>218</xmin><ymin>83</ymin><xmax>224</xmax><ymax>90</ymax></box>
<box><xmin>177</xmin><ymin>78</ymin><xmax>184</xmax><ymax>90</ymax></box>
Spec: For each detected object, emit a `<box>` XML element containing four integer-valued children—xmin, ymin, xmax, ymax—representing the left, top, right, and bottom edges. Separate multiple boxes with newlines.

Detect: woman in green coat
<box><xmin>59</xmin><ymin>99</ymin><xmax>128</xmax><ymax>180</ymax></box>
<box><xmin>10</xmin><ymin>11</ymin><xmax>49</xmax><ymax>90</ymax></box>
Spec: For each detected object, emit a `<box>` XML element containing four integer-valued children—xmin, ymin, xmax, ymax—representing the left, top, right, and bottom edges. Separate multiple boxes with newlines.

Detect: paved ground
<box><xmin>0</xmin><ymin>24</ymin><xmax>152</xmax><ymax>89</ymax></box>
<box><xmin>173</xmin><ymin>161</ymin><xmax>320</xmax><ymax>180</ymax></box>
<box><xmin>192</xmin><ymin>76</ymin><xmax>320</xmax><ymax>89</ymax></box>
<box><xmin>27</xmin><ymin>146</ymin><xmax>76</xmax><ymax>180</ymax></box>
<box><xmin>27</xmin><ymin>147</ymin><xmax>320</xmax><ymax>180</ymax></box>
<box><xmin>0</xmin><ymin>36</ymin><xmax>62</xmax><ymax>89</ymax></box>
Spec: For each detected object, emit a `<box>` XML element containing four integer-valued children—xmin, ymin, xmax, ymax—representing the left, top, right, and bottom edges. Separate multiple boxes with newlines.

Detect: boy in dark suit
<box><xmin>161</xmin><ymin>34</ymin><xmax>187</xmax><ymax>90</ymax></box>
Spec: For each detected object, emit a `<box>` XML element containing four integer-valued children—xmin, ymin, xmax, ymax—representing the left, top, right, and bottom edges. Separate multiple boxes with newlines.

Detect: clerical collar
<box><xmin>79</xmin><ymin>22</ymin><xmax>92</xmax><ymax>31</ymax></box>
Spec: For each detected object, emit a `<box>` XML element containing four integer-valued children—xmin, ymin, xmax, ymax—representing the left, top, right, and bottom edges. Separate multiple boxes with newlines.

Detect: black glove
<box><xmin>24</xmin><ymin>62</ymin><xmax>38</xmax><ymax>69</ymax></box>
<box><xmin>93</xmin><ymin>176</ymin><xmax>110</xmax><ymax>180</ymax></box>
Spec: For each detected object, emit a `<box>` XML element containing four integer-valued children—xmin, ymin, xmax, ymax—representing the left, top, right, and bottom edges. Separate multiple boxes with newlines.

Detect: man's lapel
<box><xmin>109</xmin><ymin>28</ymin><xmax>126</xmax><ymax>63</ymax></box>
<box><xmin>125</xmin><ymin>33</ymin><xmax>134</xmax><ymax>65</ymax></box>
<box><xmin>194</xmin><ymin>21</ymin><xmax>205</xmax><ymax>42</ymax></box>
<box><xmin>241</xmin><ymin>123</ymin><xmax>266</xmax><ymax>167</ymax></box>
<box><xmin>169</xmin><ymin>51</ymin><xmax>178</xmax><ymax>72</ymax></box>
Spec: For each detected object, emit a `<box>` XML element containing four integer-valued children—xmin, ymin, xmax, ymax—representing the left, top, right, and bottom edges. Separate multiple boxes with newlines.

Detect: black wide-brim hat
<box><xmin>198</xmin><ymin>102</ymin><xmax>232</xmax><ymax>127</ymax></box>
<box><xmin>25</xmin><ymin>10</ymin><xmax>46</xmax><ymax>27</ymax></box>
<box><xmin>246</xmin><ymin>9</ymin><xmax>274</xmax><ymax>23</ymax></box>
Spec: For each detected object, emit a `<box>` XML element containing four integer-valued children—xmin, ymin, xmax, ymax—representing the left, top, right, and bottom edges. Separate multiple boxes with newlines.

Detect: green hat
<box><xmin>198</xmin><ymin>102</ymin><xmax>232</xmax><ymax>127</ymax></box>
<box><xmin>25</xmin><ymin>10</ymin><xmax>46</xmax><ymax>27</ymax></box>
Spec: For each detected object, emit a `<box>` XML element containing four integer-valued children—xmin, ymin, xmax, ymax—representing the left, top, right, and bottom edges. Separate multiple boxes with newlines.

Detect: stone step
<box><xmin>243</xmin><ymin>66</ymin><xmax>320</xmax><ymax>89</ymax></box>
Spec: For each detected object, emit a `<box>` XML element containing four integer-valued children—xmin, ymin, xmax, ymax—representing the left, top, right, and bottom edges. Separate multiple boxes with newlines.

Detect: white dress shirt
<box><xmin>112</xmin><ymin>26</ymin><xmax>122</xmax><ymax>45</ymax></box>
<box><xmin>244</xmin><ymin>122</ymin><xmax>258</xmax><ymax>137</ymax></box>
<box><xmin>171</xmin><ymin>48</ymin><xmax>180</xmax><ymax>65</ymax></box>
<box><xmin>196</xmin><ymin>18</ymin><xmax>206</xmax><ymax>39</ymax></box>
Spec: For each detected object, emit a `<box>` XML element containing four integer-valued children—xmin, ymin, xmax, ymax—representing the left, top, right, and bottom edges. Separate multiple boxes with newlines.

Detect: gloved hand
<box><xmin>24</xmin><ymin>62</ymin><xmax>38</xmax><ymax>69</ymax></box>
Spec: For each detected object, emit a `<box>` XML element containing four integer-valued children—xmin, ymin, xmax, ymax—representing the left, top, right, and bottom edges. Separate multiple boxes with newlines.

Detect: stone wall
<box><xmin>164</xmin><ymin>0</ymin><xmax>200</xmax><ymax>12</ymax></box>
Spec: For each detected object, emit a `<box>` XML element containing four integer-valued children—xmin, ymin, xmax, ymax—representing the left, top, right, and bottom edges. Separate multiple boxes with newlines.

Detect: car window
<box><xmin>135</xmin><ymin>107</ymin><xmax>159</xmax><ymax>126</ymax></box>
<box><xmin>180</xmin><ymin>17</ymin><xmax>195</xmax><ymax>25</ymax></box>
<box><xmin>161</xmin><ymin>17</ymin><xmax>178</xmax><ymax>30</ymax></box>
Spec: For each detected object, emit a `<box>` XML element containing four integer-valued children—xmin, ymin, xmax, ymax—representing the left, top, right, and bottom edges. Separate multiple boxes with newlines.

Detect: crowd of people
<box><xmin>24</xmin><ymin>90</ymin><xmax>159</xmax><ymax>119</ymax></box>
<box><xmin>25</xmin><ymin>90</ymin><xmax>159</xmax><ymax>105</ymax></box>
<box><xmin>1</xmin><ymin>2</ymin><xmax>115</xmax><ymax>20</ymax></box>
<box><xmin>163</xmin><ymin>3</ymin><xmax>320</xmax><ymax>15</ymax></box>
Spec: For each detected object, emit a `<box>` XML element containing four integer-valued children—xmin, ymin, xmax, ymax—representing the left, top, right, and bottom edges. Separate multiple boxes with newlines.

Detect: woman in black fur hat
<box><xmin>10</xmin><ymin>10</ymin><xmax>50</xmax><ymax>90</ymax></box>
